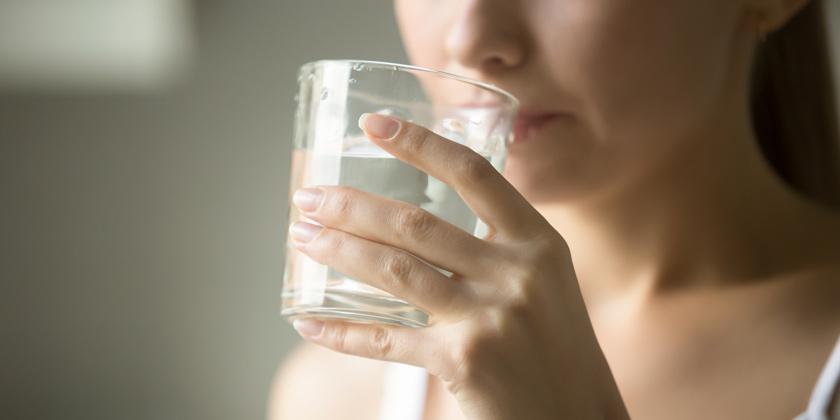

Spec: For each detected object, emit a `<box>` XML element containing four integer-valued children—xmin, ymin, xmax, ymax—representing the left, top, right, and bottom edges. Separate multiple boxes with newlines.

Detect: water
<box><xmin>282</xmin><ymin>134</ymin><xmax>505</xmax><ymax>327</ymax></box>
<box><xmin>441</xmin><ymin>118</ymin><xmax>465</xmax><ymax>135</ymax></box>
<box><xmin>374</xmin><ymin>107</ymin><xmax>410</xmax><ymax>121</ymax></box>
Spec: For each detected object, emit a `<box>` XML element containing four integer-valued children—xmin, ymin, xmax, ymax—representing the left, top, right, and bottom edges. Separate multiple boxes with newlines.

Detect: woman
<box><xmin>271</xmin><ymin>0</ymin><xmax>840</xmax><ymax>418</ymax></box>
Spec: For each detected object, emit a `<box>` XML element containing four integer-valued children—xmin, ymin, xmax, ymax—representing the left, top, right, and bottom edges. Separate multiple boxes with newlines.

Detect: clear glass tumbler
<box><xmin>282</xmin><ymin>60</ymin><xmax>518</xmax><ymax>328</ymax></box>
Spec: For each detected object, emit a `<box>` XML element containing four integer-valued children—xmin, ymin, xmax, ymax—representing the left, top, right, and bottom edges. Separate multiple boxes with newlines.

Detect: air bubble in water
<box><xmin>442</xmin><ymin>118</ymin><xmax>465</xmax><ymax>134</ymax></box>
<box><xmin>320</xmin><ymin>87</ymin><xmax>329</xmax><ymax>100</ymax></box>
<box><xmin>353</xmin><ymin>63</ymin><xmax>365</xmax><ymax>71</ymax></box>
<box><xmin>349</xmin><ymin>78</ymin><xmax>357</xmax><ymax>85</ymax></box>
<box><xmin>391</xmin><ymin>65</ymin><xmax>398</xmax><ymax>72</ymax></box>
<box><xmin>375</xmin><ymin>107</ymin><xmax>409</xmax><ymax>120</ymax></box>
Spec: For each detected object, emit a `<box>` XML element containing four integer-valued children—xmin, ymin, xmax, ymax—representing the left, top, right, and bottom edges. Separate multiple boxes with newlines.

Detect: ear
<box><xmin>747</xmin><ymin>0</ymin><xmax>810</xmax><ymax>33</ymax></box>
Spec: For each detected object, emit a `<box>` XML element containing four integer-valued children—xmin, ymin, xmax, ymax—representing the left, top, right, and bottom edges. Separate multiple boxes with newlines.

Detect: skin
<box><xmin>270</xmin><ymin>0</ymin><xmax>840</xmax><ymax>419</ymax></box>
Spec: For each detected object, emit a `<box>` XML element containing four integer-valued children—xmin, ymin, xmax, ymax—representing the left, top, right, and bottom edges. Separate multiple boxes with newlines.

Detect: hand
<box><xmin>288</xmin><ymin>113</ymin><xmax>630</xmax><ymax>420</ymax></box>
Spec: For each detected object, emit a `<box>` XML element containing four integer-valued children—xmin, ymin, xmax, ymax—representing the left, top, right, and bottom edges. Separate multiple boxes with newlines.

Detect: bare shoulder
<box><xmin>804</xmin><ymin>212</ymin><xmax>840</xmax><ymax>322</ymax></box>
<box><xmin>784</xmin><ymin>205</ymin><xmax>840</xmax><ymax>325</ymax></box>
<box><xmin>268</xmin><ymin>340</ymin><xmax>388</xmax><ymax>420</ymax></box>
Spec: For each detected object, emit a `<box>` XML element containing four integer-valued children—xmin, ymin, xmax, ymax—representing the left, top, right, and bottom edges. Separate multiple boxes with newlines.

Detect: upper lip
<box><xmin>456</xmin><ymin>104</ymin><xmax>569</xmax><ymax>122</ymax></box>
<box><xmin>456</xmin><ymin>97</ymin><xmax>570</xmax><ymax>126</ymax></box>
<box><xmin>515</xmin><ymin>108</ymin><xmax>568</xmax><ymax>128</ymax></box>
<box><xmin>517</xmin><ymin>108</ymin><xmax>567</xmax><ymax>120</ymax></box>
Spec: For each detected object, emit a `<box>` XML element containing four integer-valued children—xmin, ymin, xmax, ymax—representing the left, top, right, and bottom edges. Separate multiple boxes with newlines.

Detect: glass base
<box><xmin>282</xmin><ymin>288</ymin><xmax>429</xmax><ymax>328</ymax></box>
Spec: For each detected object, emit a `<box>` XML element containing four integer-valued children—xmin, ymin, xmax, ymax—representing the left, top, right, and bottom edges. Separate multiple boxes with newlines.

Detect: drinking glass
<box><xmin>282</xmin><ymin>60</ymin><xmax>518</xmax><ymax>328</ymax></box>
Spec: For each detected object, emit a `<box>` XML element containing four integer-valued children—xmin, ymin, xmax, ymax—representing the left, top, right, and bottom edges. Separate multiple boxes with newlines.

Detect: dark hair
<box><xmin>751</xmin><ymin>0</ymin><xmax>840</xmax><ymax>207</ymax></box>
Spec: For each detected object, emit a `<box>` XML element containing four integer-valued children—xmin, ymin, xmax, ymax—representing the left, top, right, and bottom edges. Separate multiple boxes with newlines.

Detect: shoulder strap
<box><xmin>378</xmin><ymin>362</ymin><xmax>429</xmax><ymax>420</ymax></box>
<box><xmin>800</xmin><ymin>336</ymin><xmax>840</xmax><ymax>420</ymax></box>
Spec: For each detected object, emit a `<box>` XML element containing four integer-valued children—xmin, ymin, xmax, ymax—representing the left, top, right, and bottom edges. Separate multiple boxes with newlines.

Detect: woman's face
<box><xmin>394</xmin><ymin>0</ymin><xmax>754</xmax><ymax>204</ymax></box>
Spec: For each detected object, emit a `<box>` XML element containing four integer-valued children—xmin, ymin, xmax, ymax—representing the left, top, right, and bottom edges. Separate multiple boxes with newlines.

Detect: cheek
<box><xmin>394</xmin><ymin>0</ymin><xmax>451</xmax><ymax>71</ymax></box>
<box><xmin>503</xmin><ymin>0</ymin><xmax>742</xmax><ymax>203</ymax></box>
<box><xmin>542</xmin><ymin>1</ymin><xmax>738</xmax><ymax>148</ymax></box>
<box><xmin>395</xmin><ymin>1</ymin><xmax>472</xmax><ymax>105</ymax></box>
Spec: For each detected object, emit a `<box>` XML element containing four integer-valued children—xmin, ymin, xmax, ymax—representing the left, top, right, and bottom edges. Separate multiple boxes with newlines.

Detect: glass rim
<box><xmin>300</xmin><ymin>59</ymin><xmax>520</xmax><ymax>109</ymax></box>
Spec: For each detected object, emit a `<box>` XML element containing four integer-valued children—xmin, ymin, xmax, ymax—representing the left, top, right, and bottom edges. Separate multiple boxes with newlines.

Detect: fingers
<box><xmin>359</xmin><ymin>113</ymin><xmax>550</xmax><ymax>240</ymax></box>
<box><xmin>292</xmin><ymin>318</ymin><xmax>438</xmax><ymax>370</ymax></box>
<box><xmin>289</xmin><ymin>221</ymin><xmax>472</xmax><ymax>317</ymax></box>
<box><xmin>292</xmin><ymin>185</ymin><xmax>502</xmax><ymax>278</ymax></box>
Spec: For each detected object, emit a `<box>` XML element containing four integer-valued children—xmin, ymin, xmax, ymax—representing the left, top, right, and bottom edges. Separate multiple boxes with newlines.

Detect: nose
<box><xmin>444</xmin><ymin>0</ymin><xmax>528</xmax><ymax>73</ymax></box>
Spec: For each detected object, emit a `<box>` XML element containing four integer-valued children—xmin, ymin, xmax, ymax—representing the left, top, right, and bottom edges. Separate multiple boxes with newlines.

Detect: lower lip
<box><xmin>512</xmin><ymin>114</ymin><xmax>567</xmax><ymax>144</ymax></box>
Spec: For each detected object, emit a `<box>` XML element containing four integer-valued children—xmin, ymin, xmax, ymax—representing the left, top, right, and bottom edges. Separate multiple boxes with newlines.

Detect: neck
<box><xmin>534</xmin><ymin>98</ymin><xmax>832</xmax><ymax>304</ymax></box>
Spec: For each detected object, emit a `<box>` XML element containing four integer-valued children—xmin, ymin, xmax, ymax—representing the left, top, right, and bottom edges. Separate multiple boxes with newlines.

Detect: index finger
<box><xmin>359</xmin><ymin>113</ymin><xmax>549</xmax><ymax>240</ymax></box>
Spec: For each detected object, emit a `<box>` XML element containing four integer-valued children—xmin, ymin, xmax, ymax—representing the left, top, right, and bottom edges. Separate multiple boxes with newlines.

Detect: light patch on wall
<box><xmin>0</xmin><ymin>0</ymin><xmax>193</xmax><ymax>91</ymax></box>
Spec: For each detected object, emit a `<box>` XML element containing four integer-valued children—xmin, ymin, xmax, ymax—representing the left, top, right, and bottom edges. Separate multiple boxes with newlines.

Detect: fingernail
<box><xmin>359</xmin><ymin>113</ymin><xmax>400</xmax><ymax>140</ymax></box>
<box><xmin>293</xmin><ymin>188</ymin><xmax>324</xmax><ymax>212</ymax></box>
<box><xmin>289</xmin><ymin>222</ymin><xmax>322</xmax><ymax>243</ymax></box>
<box><xmin>293</xmin><ymin>319</ymin><xmax>324</xmax><ymax>338</ymax></box>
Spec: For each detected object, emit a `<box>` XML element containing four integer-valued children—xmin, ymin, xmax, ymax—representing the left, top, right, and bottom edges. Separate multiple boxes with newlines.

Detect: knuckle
<box><xmin>455</xmin><ymin>154</ymin><xmax>495</xmax><ymax>184</ymax></box>
<box><xmin>538</xmin><ymin>235</ymin><xmax>570</xmax><ymax>262</ymax></box>
<box><xmin>320</xmin><ymin>229</ymin><xmax>346</xmax><ymax>252</ymax></box>
<box><xmin>500</xmin><ymin>298</ymin><xmax>534</xmax><ymax>332</ymax></box>
<box><xmin>432</xmin><ymin>283</ymin><xmax>467</xmax><ymax>316</ymax></box>
<box><xmin>382</xmin><ymin>252</ymin><xmax>414</xmax><ymax>287</ymax></box>
<box><xmin>499</xmin><ymin>274</ymin><xmax>529</xmax><ymax>302</ymax></box>
<box><xmin>501</xmin><ymin>268</ymin><xmax>547</xmax><ymax>315</ymax></box>
<box><xmin>368</xmin><ymin>326</ymin><xmax>395</xmax><ymax>358</ymax></box>
<box><xmin>327</xmin><ymin>187</ymin><xmax>355</xmax><ymax>216</ymax></box>
<box><xmin>304</xmin><ymin>230</ymin><xmax>348</xmax><ymax>264</ymax></box>
<box><xmin>401</xmin><ymin>124</ymin><xmax>433</xmax><ymax>155</ymax></box>
<box><xmin>329</xmin><ymin>324</ymin><xmax>350</xmax><ymax>354</ymax></box>
<box><xmin>393</xmin><ymin>206</ymin><xmax>435</xmax><ymax>240</ymax></box>
<box><xmin>509</xmin><ymin>237</ymin><xmax>568</xmax><ymax>280</ymax></box>
<box><xmin>502</xmin><ymin>262</ymin><xmax>537</xmax><ymax>290</ymax></box>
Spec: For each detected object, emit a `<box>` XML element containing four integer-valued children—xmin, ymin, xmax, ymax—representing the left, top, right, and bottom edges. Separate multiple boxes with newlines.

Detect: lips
<box><xmin>512</xmin><ymin>110</ymin><xmax>567</xmax><ymax>143</ymax></box>
<box><xmin>452</xmin><ymin>101</ymin><xmax>569</xmax><ymax>144</ymax></box>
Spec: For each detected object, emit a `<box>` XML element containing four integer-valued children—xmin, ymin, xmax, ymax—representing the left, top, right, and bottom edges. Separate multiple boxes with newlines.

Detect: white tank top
<box><xmin>377</xmin><ymin>362</ymin><xmax>429</xmax><ymax>420</ymax></box>
<box><xmin>378</xmin><ymin>337</ymin><xmax>840</xmax><ymax>420</ymax></box>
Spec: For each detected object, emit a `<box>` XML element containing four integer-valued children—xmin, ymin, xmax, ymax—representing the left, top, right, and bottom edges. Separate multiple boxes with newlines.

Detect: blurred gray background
<box><xmin>0</xmin><ymin>1</ymin><xmax>405</xmax><ymax>419</ymax></box>
<box><xmin>0</xmin><ymin>1</ymin><xmax>838</xmax><ymax>419</ymax></box>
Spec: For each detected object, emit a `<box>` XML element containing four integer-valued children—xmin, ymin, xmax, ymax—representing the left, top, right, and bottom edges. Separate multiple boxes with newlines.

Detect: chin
<box><xmin>502</xmin><ymin>147</ymin><xmax>609</xmax><ymax>206</ymax></box>
<box><xmin>503</xmin><ymin>156</ymin><xmax>573</xmax><ymax>205</ymax></box>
